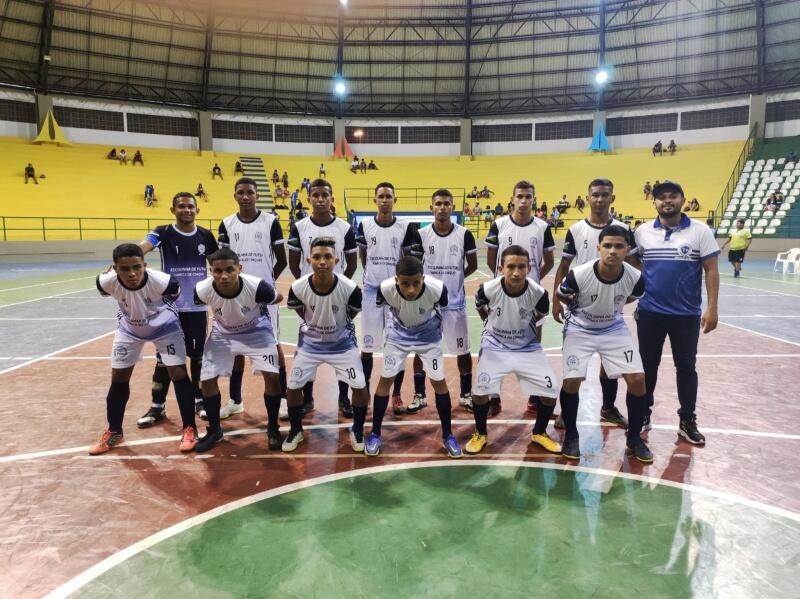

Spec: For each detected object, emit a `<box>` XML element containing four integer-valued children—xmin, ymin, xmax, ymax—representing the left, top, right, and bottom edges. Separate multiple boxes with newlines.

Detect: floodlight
<box><xmin>595</xmin><ymin>69</ymin><xmax>609</xmax><ymax>85</ymax></box>
<box><xmin>334</xmin><ymin>80</ymin><xmax>347</xmax><ymax>96</ymax></box>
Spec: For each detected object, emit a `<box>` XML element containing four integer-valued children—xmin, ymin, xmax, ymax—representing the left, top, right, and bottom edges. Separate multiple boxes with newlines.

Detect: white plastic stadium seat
<box><xmin>769</xmin><ymin>218</ymin><xmax>782</xmax><ymax>227</ymax></box>
<box><xmin>724</xmin><ymin>211</ymin><xmax>734</xmax><ymax>219</ymax></box>
<box><xmin>774</xmin><ymin>248</ymin><xmax>800</xmax><ymax>273</ymax></box>
<box><xmin>776</xmin><ymin>210</ymin><xmax>787</xmax><ymax>218</ymax></box>
<box><xmin>717</xmin><ymin>227</ymin><xmax>728</xmax><ymax>236</ymax></box>
<box><xmin>719</xmin><ymin>219</ymin><xmax>731</xmax><ymax>228</ymax></box>
<box><xmin>777</xmin><ymin>158</ymin><xmax>786</xmax><ymax>164</ymax></box>
<box><xmin>753</xmin><ymin>227</ymin><xmax>764</xmax><ymax>234</ymax></box>
<box><xmin>780</xmin><ymin>202</ymin><xmax>790</xmax><ymax>210</ymax></box>
<box><xmin>765</xmin><ymin>227</ymin><xmax>776</xmax><ymax>234</ymax></box>
<box><xmin>788</xmin><ymin>195</ymin><xmax>797</xmax><ymax>205</ymax></box>
<box><xmin>756</xmin><ymin>218</ymin><xmax>768</xmax><ymax>227</ymax></box>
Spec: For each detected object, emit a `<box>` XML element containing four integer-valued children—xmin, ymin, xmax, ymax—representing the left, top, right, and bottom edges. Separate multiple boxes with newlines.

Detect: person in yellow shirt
<box><xmin>720</xmin><ymin>219</ymin><xmax>752</xmax><ymax>278</ymax></box>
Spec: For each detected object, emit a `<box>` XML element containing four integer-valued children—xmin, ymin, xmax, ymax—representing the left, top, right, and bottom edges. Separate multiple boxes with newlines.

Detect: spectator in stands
<box><xmin>272</xmin><ymin>169</ymin><xmax>280</xmax><ymax>184</ymax></box>
<box><xmin>643</xmin><ymin>181</ymin><xmax>652</xmax><ymax>200</ymax></box>
<box><xmin>473</xmin><ymin>200</ymin><xmax>481</xmax><ymax>214</ymax></box>
<box><xmin>776</xmin><ymin>190</ymin><xmax>785</xmax><ymax>202</ymax></box>
<box><xmin>234</xmin><ymin>161</ymin><xmax>243</xmax><ymax>175</ymax></box>
<box><xmin>24</xmin><ymin>163</ymin><xmax>38</xmax><ymax>184</ymax></box>
<box><xmin>144</xmin><ymin>184</ymin><xmax>155</xmax><ymax>207</ymax></box>
<box><xmin>359</xmin><ymin>158</ymin><xmax>366</xmax><ymax>174</ymax></box>
<box><xmin>688</xmin><ymin>198</ymin><xmax>700</xmax><ymax>211</ymax></box>
<box><xmin>785</xmin><ymin>150</ymin><xmax>798</xmax><ymax>166</ymax></box>
<box><xmin>196</xmin><ymin>183</ymin><xmax>208</xmax><ymax>202</ymax></box>
<box><xmin>212</xmin><ymin>163</ymin><xmax>223</xmax><ymax>180</ymax></box>
<box><xmin>507</xmin><ymin>199</ymin><xmax>514</xmax><ymax>214</ymax></box>
<box><xmin>132</xmin><ymin>150</ymin><xmax>144</xmax><ymax>166</ymax></box>
<box><xmin>319</xmin><ymin>163</ymin><xmax>326</xmax><ymax>177</ymax></box>
<box><xmin>274</xmin><ymin>187</ymin><xmax>285</xmax><ymax>199</ymax></box>
<box><xmin>705</xmin><ymin>218</ymin><xmax>717</xmax><ymax>236</ymax></box>
<box><xmin>289</xmin><ymin>211</ymin><xmax>296</xmax><ymax>228</ymax></box>
<box><xmin>535</xmin><ymin>207</ymin><xmax>545</xmax><ymax>219</ymax></box>
<box><xmin>467</xmin><ymin>186</ymin><xmax>479</xmax><ymax>198</ymax></box>
<box><xmin>368</xmin><ymin>160</ymin><xmax>378</xmax><ymax>170</ymax></box>
<box><xmin>575</xmin><ymin>195</ymin><xmax>585</xmax><ymax>213</ymax></box>
<box><xmin>282</xmin><ymin>171</ymin><xmax>289</xmax><ymax>188</ymax></box>
<box><xmin>483</xmin><ymin>206</ymin><xmax>494</xmax><ymax>223</ymax></box>
<box><xmin>463</xmin><ymin>203</ymin><xmax>472</xmax><ymax>217</ymax></box>
<box><xmin>668</xmin><ymin>139</ymin><xmax>677</xmax><ymax>155</ymax></box>
<box><xmin>119</xmin><ymin>148</ymin><xmax>127</xmax><ymax>165</ymax></box>
<box><xmin>303</xmin><ymin>177</ymin><xmax>312</xmax><ymax>194</ymax></box>
<box><xmin>557</xmin><ymin>194</ymin><xmax>570</xmax><ymax>212</ymax></box>
<box><xmin>540</xmin><ymin>201</ymin><xmax>548</xmax><ymax>215</ymax></box>
<box><xmin>652</xmin><ymin>140</ymin><xmax>663</xmax><ymax>156</ymax></box>
<box><xmin>654</xmin><ymin>180</ymin><xmax>661</xmax><ymax>190</ymax></box>
<box><xmin>271</xmin><ymin>207</ymin><xmax>280</xmax><ymax>220</ymax></box>
<box><xmin>350</xmin><ymin>158</ymin><xmax>359</xmax><ymax>173</ymax></box>
<box><xmin>609</xmin><ymin>206</ymin><xmax>618</xmax><ymax>219</ymax></box>
<box><xmin>494</xmin><ymin>202</ymin><xmax>504</xmax><ymax>216</ymax></box>
<box><xmin>549</xmin><ymin>207</ymin><xmax>561</xmax><ymax>231</ymax></box>
<box><xmin>291</xmin><ymin>189</ymin><xmax>300</xmax><ymax>211</ymax></box>
<box><xmin>106</xmin><ymin>148</ymin><xmax>117</xmax><ymax>160</ymax></box>
<box><xmin>480</xmin><ymin>185</ymin><xmax>494</xmax><ymax>198</ymax></box>
<box><xmin>634</xmin><ymin>219</ymin><xmax>643</xmax><ymax>232</ymax></box>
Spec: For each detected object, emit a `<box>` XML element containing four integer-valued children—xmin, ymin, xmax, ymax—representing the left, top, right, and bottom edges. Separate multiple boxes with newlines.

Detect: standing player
<box><xmin>719</xmin><ymin>218</ymin><xmax>751</xmax><ymax>278</ymax></box>
<box><xmin>283</xmin><ymin>237</ymin><xmax>368</xmax><ymax>452</ymax></box>
<box><xmin>136</xmin><ymin>192</ymin><xmax>218</xmax><ymax>428</ymax></box>
<box><xmin>551</xmin><ymin>178</ymin><xmax>638</xmax><ymax>428</ymax></box>
<box><xmin>216</xmin><ymin>177</ymin><xmax>287</xmax><ymax>420</ymax></box>
<box><xmin>411</xmin><ymin>189</ymin><xmax>477</xmax><ymax>412</ymax></box>
<box><xmin>288</xmin><ymin>178</ymin><xmax>358</xmax><ymax>417</ymax></box>
<box><xmin>193</xmin><ymin>248</ymin><xmax>283</xmax><ymax>452</ymax></box>
<box><xmin>485</xmin><ymin>180</ymin><xmax>555</xmax><ymax>415</ymax></box>
<box><xmin>364</xmin><ymin>257</ymin><xmax>461</xmax><ymax>458</ymax></box>
<box><xmin>634</xmin><ymin>181</ymin><xmax>719</xmax><ymax>445</ymax></box>
<box><xmin>356</xmin><ymin>182</ymin><xmax>422</xmax><ymax>414</ymax></box>
<box><xmin>555</xmin><ymin>225</ymin><xmax>652</xmax><ymax>463</ymax></box>
<box><xmin>464</xmin><ymin>245</ymin><xmax>560</xmax><ymax>455</ymax></box>
<box><xmin>90</xmin><ymin>244</ymin><xmax>198</xmax><ymax>455</ymax></box>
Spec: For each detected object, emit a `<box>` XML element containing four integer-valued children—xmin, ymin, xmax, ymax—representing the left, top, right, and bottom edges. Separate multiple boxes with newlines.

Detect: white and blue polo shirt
<box><xmin>634</xmin><ymin>214</ymin><xmax>719</xmax><ymax>316</ymax></box>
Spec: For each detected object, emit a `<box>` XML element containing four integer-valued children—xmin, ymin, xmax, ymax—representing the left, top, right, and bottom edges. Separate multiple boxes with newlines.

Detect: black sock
<box><xmin>106</xmin><ymin>381</ymin><xmax>130</xmax><ymax>432</ymax></box>
<box><xmin>303</xmin><ymin>381</ymin><xmax>314</xmax><ymax>405</ymax></box>
<box><xmin>459</xmin><ymin>372</ymin><xmax>472</xmax><ymax>397</ymax></box>
<box><xmin>559</xmin><ymin>389</ymin><xmax>579</xmax><ymax>438</ymax></box>
<box><xmin>435</xmin><ymin>392</ymin><xmax>452</xmax><ymax>437</ymax></box>
<box><xmin>626</xmin><ymin>392</ymin><xmax>646</xmax><ymax>445</ymax></box>
<box><xmin>371</xmin><ymin>394</ymin><xmax>390</xmax><ymax>435</ymax></box>
<box><xmin>204</xmin><ymin>393</ymin><xmax>222</xmax><ymax>431</ymax></box>
<box><xmin>393</xmin><ymin>369</ymin><xmax>405</xmax><ymax>396</ymax></box>
<box><xmin>229</xmin><ymin>369</ymin><xmax>243</xmax><ymax>404</ymax></box>
<box><xmin>532</xmin><ymin>401</ymin><xmax>556</xmax><ymax>434</ymax></box>
<box><xmin>264</xmin><ymin>394</ymin><xmax>281</xmax><ymax>432</ymax></box>
<box><xmin>173</xmin><ymin>377</ymin><xmax>196</xmax><ymax>429</ymax></box>
<box><xmin>189</xmin><ymin>357</ymin><xmax>203</xmax><ymax>401</ymax></box>
<box><xmin>600</xmin><ymin>376</ymin><xmax>619</xmax><ymax>410</ymax></box>
<box><xmin>352</xmin><ymin>405</ymin><xmax>367</xmax><ymax>435</ymax></box>
<box><xmin>288</xmin><ymin>404</ymin><xmax>304</xmax><ymax>433</ymax></box>
<box><xmin>338</xmin><ymin>381</ymin><xmax>350</xmax><ymax>401</ymax></box>
<box><xmin>151</xmin><ymin>364</ymin><xmax>170</xmax><ymax>405</ymax></box>
<box><xmin>474</xmin><ymin>402</ymin><xmax>490</xmax><ymax>435</ymax></box>
<box><xmin>414</xmin><ymin>371</ymin><xmax>426</xmax><ymax>396</ymax></box>
<box><xmin>279</xmin><ymin>366</ymin><xmax>287</xmax><ymax>398</ymax></box>
<box><xmin>361</xmin><ymin>354</ymin><xmax>373</xmax><ymax>387</ymax></box>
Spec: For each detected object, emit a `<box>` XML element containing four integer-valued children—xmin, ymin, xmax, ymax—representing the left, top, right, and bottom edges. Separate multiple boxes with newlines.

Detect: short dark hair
<box><xmin>310</xmin><ymin>236</ymin><xmax>337</xmax><ymax>251</ymax></box>
<box><xmin>512</xmin><ymin>180</ymin><xmax>535</xmax><ymax>194</ymax></box>
<box><xmin>396</xmin><ymin>256</ymin><xmax>424</xmax><ymax>276</ymax></box>
<box><xmin>374</xmin><ymin>182</ymin><xmax>395</xmax><ymax>195</ymax></box>
<box><xmin>431</xmin><ymin>188</ymin><xmax>453</xmax><ymax>202</ymax></box>
<box><xmin>736</xmin><ymin>218</ymin><xmax>745</xmax><ymax>224</ymax></box>
<box><xmin>598</xmin><ymin>224</ymin><xmax>630</xmax><ymax>243</ymax></box>
<box><xmin>588</xmin><ymin>178</ymin><xmax>614</xmax><ymax>191</ymax></box>
<box><xmin>309</xmin><ymin>178</ymin><xmax>333</xmax><ymax>193</ymax></box>
<box><xmin>500</xmin><ymin>244</ymin><xmax>530</xmax><ymax>264</ymax></box>
<box><xmin>112</xmin><ymin>243</ymin><xmax>143</xmax><ymax>262</ymax></box>
<box><xmin>234</xmin><ymin>177</ymin><xmax>258</xmax><ymax>192</ymax></box>
<box><xmin>207</xmin><ymin>247</ymin><xmax>240</xmax><ymax>265</ymax></box>
<box><xmin>172</xmin><ymin>192</ymin><xmax>197</xmax><ymax>207</ymax></box>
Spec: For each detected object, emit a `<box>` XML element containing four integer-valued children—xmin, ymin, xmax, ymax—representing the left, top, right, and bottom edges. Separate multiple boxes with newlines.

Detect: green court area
<box><xmin>73</xmin><ymin>464</ymin><xmax>800</xmax><ymax>598</ymax></box>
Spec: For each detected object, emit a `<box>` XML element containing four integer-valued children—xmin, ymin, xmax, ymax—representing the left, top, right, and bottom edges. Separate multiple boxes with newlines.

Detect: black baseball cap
<box><xmin>652</xmin><ymin>180</ymin><xmax>684</xmax><ymax>198</ymax></box>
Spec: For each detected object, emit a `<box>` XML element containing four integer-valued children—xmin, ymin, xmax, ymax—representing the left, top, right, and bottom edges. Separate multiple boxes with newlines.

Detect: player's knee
<box><xmin>626</xmin><ymin>373</ymin><xmax>646</xmax><ymax>396</ymax></box>
<box><xmin>233</xmin><ymin>355</ymin><xmax>245</xmax><ymax>370</ymax></box>
<box><xmin>351</xmin><ymin>387</ymin><xmax>370</xmax><ymax>406</ymax></box>
<box><xmin>472</xmin><ymin>394</ymin><xmax>489</xmax><ymax>405</ymax></box>
<box><xmin>166</xmin><ymin>365</ymin><xmax>188</xmax><ymax>382</ymax></box>
<box><xmin>413</xmin><ymin>354</ymin><xmax>423</xmax><ymax>372</ymax></box>
<box><xmin>376</xmin><ymin>377</ymin><xmax>394</xmax><ymax>395</ymax></box>
<box><xmin>539</xmin><ymin>395</ymin><xmax>557</xmax><ymax>407</ymax></box>
<box><xmin>286</xmin><ymin>388</ymin><xmax>304</xmax><ymax>406</ymax></box>
<box><xmin>456</xmin><ymin>353</ymin><xmax>472</xmax><ymax>371</ymax></box>
<box><xmin>263</xmin><ymin>372</ymin><xmax>281</xmax><ymax>395</ymax></box>
<box><xmin>562</xmin><ymin>378</ymin><xmax>582</xmax><ymax>393</ymax></box>
<box><xmin>201</xmin><ymin>378</ymin><xmax>218</xmax><ymax>397</ymax></box>
<box><xmin>430</xmin><ymin>378</ymin><xmax>448</xmax><ymax>394</ymax></box>
<box><xmin>111</xmin><ymin>367</ymin><xmax>133</xmax><ymax>383</ymax></box>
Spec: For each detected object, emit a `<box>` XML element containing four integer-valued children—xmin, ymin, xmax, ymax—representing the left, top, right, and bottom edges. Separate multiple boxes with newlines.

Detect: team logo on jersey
<box><xmin>477</xmin><ymin>372</ymin><xmax>491</xmax><ymax>385</ymax></box>
<box><xmin>449</xmin><ymin>244</ymin><xmax>459</xmax><ymax>257</ymax></box>
<box><xmin>113</xmin><ymin>345</ymin><xmax>128</xmax><ymax>359</ymax></box>
<box><xmin>143</xmin><ymin>297</ymin><xmax>153</xmax><ymax>306</ymax></box>
<box><xmin>254</xmin><ymin>231</ymin><xmax>263</xmax><ymax>241</ymax></box>
<box><xmin>292</xmin><ymin>367</ymin><xmax>303</xmax><ymax>379</ymax></box>
<box><xmin>214</xmin><ymin>307</ymin><xmax>222</xmax><ymax>315</ymax></box>
<box><xmin>241</xmin><ymin>305</ymin><xmax>250</xmax><ymax>314</ymax></box>
<box><xmin>566</xmin><ymin>354</ymin><xmax>579</xmax><ymax>368</ymax></box>
<box><xmin>614</xmin><ymin>294</ymin><xmax>626</xmax><ymax>304</ymax></box>
<box><xmin>530</xmin><ymin>238</ymin><xmax>539</xmax><ymax>249</ymax></box>
<box><xmin>519</xmin><ymin>308</ymin><xmax>529</xmax><ymax>319</ymax></box>
<box><xmin>384</xmin><ymin>355</ymin><xmax>397</xmax><ymax>368</ymax></box>
<box><xmin>332</xmin><ymin>305</ymin><xmax>339</xmax><ymax>313</ymax></box>
<box><xmin>391</xmin><ymin>237</ymin><xmax>398</xmax><ymax>248</ymax></box>
<box><xmin>364</xmin><ymin>334</ymin><xmax>374</xmax><ymax>346</ymax></box>
<box><xmin>198</xmin><ymin>244</ymin><xmax>206</xmax><ymax>256</ymax></box>
<box><xmin>677</xmin><ymin>244</ymin><xmax>692</xmax><ymax>258</ymax></box>
<box><xmin>419</xmin><ymin>307</ymin><xmax>426</xmax><ymax>314</ymax></box>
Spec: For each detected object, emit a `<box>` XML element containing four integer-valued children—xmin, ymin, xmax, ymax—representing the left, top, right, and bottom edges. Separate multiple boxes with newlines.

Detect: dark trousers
<box><xmin>636</xmin><ymin>309</ymin><xmax>700</xmax><ymax>420</ymax></box>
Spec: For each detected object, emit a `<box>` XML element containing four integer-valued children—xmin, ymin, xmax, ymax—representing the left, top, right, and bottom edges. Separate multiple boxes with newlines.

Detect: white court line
<box><xmin>718</xmin><ymin>320</ymin><xmax>800</xmax><ymax>348</ymax></box>
<box><xmin>0</xmin><ymin>330</ymin><xmax>115</xmax><ymax>376</ymax></box>
<box><xmin>718</xmin><ymin>282</ymin><xmax>799</xmax><ymax>298</ymax></box>
<box><xmin>43</xmin><ymin>459</ymin><xmax>800</xmax><ymax>599</ymax></box>
<box><xmin>0</xmin><ymin>287</ymin><xmax>95</xmax><ymax>309</ymax></box>
<box><xmin>4</xmin><ymin>419</ymin><xmax>800</xmax><ymax>466</ymax></box>
<box><xmin>0</xmin><ymin>275</ymin><xmax>93</xmax><ymax>293</ymax></box>
<box><xmin>473</xmin><ymin>269</ymin><xmax>493</xmax><ymax>279</ymax></box>
<box><xmin>720</xmin><ymin>272</ymin><xmax>800</xmax><ymax>287</ymax></box>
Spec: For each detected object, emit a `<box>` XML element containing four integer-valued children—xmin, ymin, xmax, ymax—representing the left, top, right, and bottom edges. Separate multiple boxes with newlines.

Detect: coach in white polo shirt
<box><xmin>633</xmin><ymin>180</ymin><xmax>719</xmax><ymax>447</ymax></box>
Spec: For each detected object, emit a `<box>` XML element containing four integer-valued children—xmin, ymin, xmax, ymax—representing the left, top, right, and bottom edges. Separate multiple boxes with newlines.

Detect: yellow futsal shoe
<box><xmin>531</xmin><ymin>431</ymin><xmax>562</xmax><ymax>454</ymax></box>
<box><xmin>465</xmin><ymin>431</ymin><xmax>487</xmax><ymax>454</ymax></box>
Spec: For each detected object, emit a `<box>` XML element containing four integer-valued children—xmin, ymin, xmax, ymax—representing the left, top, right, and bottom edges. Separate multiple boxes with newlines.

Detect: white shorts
<box><xmin>288</xmin><ymin>347</ymin><xmax>366</xmax><ymax>390</ymax></box>
<box><xmin>474</xmin><ymin>348</ymin><xmax>559</xmax><ymax>398</ymax></box>
<box><xmin>111</xmin><ymin>327</ymin><xmax>186</xmax><ymax>370</ymax></box>
<box><xmin>441</xmin><ymin>308</ymin><xmax>470</xmax><ymax>354</ymax></box>
<box><xmin>382</xmin><ymin>342</ymin><xmax>444</xmax><ymax>381</ymax></box>
<box><xmin>268</xmin><ymin>303</ymin><xmax>280</xmax><ymax>339</ymax></box>
<box><xmin>200</xmin><ymin>328</ymin><xmax>279</xmax><ymax>380</ymax></box>
<box><xmin>562</xmin><ymin>330</ymin><xmax>643</xmax><ymax>380</ymax></box>
<box><xmin>361</xmin><ymin>286</ymin><xmax>386</xmax><ymax>352</ymax></box>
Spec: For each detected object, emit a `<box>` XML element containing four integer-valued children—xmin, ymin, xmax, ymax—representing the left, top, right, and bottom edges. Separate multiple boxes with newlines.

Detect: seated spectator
<box><xmin>212</xmin><ymin>163</ymin><xmax>223</xmax><ymax>180</ymax></box>
<box><xmin>291</xmin><ymin>189</ymin><xmax>300</xmax><ymax>210</ymax></box>
<box><xmin>272</xmin><ymin>169</ymin><xmax>280</xmax><ymax>184</ymax></box>
<box><xmin>473</xmin><ymin>200</ymin><xmax>481</xmax><ymax>214</ymax></box>
<box><xmin>643</xmin><ymin>181</ymin><xmax>652</xmax><ymax>200</ymax></box>
<box><xmin>557</xmin><ymin>195</ymin><xmax>570</xmax><ymax>212</ymax></box>
<box><xmin>303</xmin><ymin>177</ymin><xmax>311</xmax><ymax>193</ymax></box>
<box><xmin>668</xmin><ymin>139</ymin><xmax>677</xmax><ymax>155</ymax></box>
<box><xmin>119</xmin><ymin>148</ymin><xmax>127</xmax><ymax>165</ymax></box>
<box><xmin>609</xmin><ymin>206</ymin><xmax>618</xmax><ymax>219</ymax></box>
<box><xmin>652</xmin><ymin>140</ymin><xmax>663</xmax><ymax>156</ymax></box>
<box><xmin>494</xmin><ymin>202</ymin><xmax>504</xmax><ymax>216</ymax></box>
<box><xmin>144</xmin><ymin>184</ymin><xmax>155</xmax><ymax>207</ymax></box>
<box><xmin>535</xmin><ymin>208</ymin><xmax>545</xmax><ymax>219</ymax></box>
<box><xmin>463</xmin><ymin>204</ymin><xmax>472</xmax><ymax>216</ymax></box>
<box><xmin>319</xmin><ymin>163</ymin><xmax>326</xmax><ymax>176</ymax></box>
<box><xmin>549</xmin><ymin>208</ymin><xmax>561</xmax><ymax>231</ymax></box>
<box><xmin>351</xmin><ymin>158</ymin><xmax>359</xmax><ymax>173</ymax></box>
<box><xmin>483</xmin><ymin>206</ymin><xmax>494</xmax><ymax>223</ymax></box>
<box><xmin>633</xmin><ymin>220</ymin><xmax>643</xmax><ymax>232</ymax></box>
<box><xmin>575</xmin><ymin>195</ymin><xmax>585</xmax><ymax>213</ymax></box>
<box><xmin>507</xmin><ymin>200</ymin><xmax>514</xmax><ymax>214</ymax></box>
<box><xmin>785</xmin><ymin>150</ymin><xmax>798</xmax><ymax>165</ymax></box>
<box><xmin>688</xmin><ymin>197</ymin><xmax>700</xmax><ymax>211</ymax></box>
<box><xmin>360</xmin><ymin>158</ymin><xmax>367</xmax><ymax>174</ymax></box>
<box><xmin>467</xmin><ymin>186</ymin><xmax>479</xmax><ymax>198</ymax></box>
<box><xmin>132</xmin><ymin>150</ymin><xmax>144</xmax><ymax>166</ymax></box>
<box><xmin>106</xmin><ymin>148</ymin><xmax>117</xmax><ymax>160</ymax></box>
<box><xmin>234</xmin><ymin>161</ymin><xmax>243</xmax><ymax>175</ymax></box>
<box><xmin>368</xmin><ymin>160</ymin><xmax>377</xmax><ymax>170</ymax></box>
<box><xmin>24</xmin><ymin>163</ymin><xmax>38</xmax><ymax>184</ymax></box>
<box><xmin>480</xmin><ymin>186</ymin><xmax>494</xmax><ymax>198</ymax></box>
<box><xmin>764</xmin><ymin>192</ymin><xmax>777</xmax><ymax>206</ymax></box>
<box><xmin>282</xmin><ymin>171</ymin><xmax>289</xmax><ymax>188</ymax></box>
<box><xmin>776</xmin><ymin>190</ymin><xmax>785</xmax><ymax>202</ymax></box>
<box><xmin>196</xmin><ymin>183</ymin><xmax>208</xmax><ymax>202</ymax></box>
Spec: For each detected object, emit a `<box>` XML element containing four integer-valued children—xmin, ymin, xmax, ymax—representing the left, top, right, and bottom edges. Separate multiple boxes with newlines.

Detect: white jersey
<box><xmin>194</xmin><ymin>273</ymin><xmax>277</xmax><ymax>341</ymax></box>
<box><xmin>485</xmin><ymin>214</ymin><xmax>555</xmax><ymax>282</ymax></box>
<box><xmin>288</xmin><ymin>215</ymin><xmax>357</xmax><ymax>277</ymax></box>
<box><xmin>561</xmin><ymin>218</ymin><xmax>637</xmax><ymax>265</ymax></box>
<box><xmin>356</xmin><ymin>216</ymin><xmax>421</xmax><ymax>288</ymax></box>
<box><xmin>97</xmin><ymin>269</ymin><xmax>180</xmax><ymax>341</ymax></box>
<box><xmin>559</xmin><ymin>261</ymin><xmax>644</xmax><ymax>335</ymax></box>
<box><xmin>377</xmin><ymin>276</ymin><xmax>448</xmax><ymax>346</ymax></box>
<box><xmin>218</xmin><ymin>211</ymin><xmax>284</xmax><ymax>285</ymax></box>
<box><xmin>419</xmin><ymin>223</ymin><xmax>476</xmax><ymax>310</ymax></box>
<box><xmin>287</xmin><ymin>273</ymin><xmax>362</xmax><ymax>354</ymax></box>
<box><xmin>475</xmin><ymin>277</ymin><xmax>549</xmax><ymax>352</ymax></box>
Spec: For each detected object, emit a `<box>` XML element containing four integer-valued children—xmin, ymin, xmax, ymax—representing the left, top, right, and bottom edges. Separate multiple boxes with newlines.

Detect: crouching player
<box><xmin>193</xmin><ymin>248</ymin><xmax>283</xmax><ymax>452</ymax></box>
<box><xmin>365</xmin><ymin>256</ymin><xmax>461</xmax><ymax>458</ymax></box>
<box><xmin>284</xmin><ymin>237</ymin><xmax>368</xmax><ymax>452</ymax></box>
<box><xmin>465</xmin><ymin>245</ymin><xmax>560</xmax><ymax>455</ymax></box>
<box><xmin>90</xmin><ymin>244</ymin><xmax>198</xmax><ymax>454</ymax></box>
<box><xmin>556</xmin><ymin>225</ymin><xmax>652</xmax><ymax>463</ymax></box>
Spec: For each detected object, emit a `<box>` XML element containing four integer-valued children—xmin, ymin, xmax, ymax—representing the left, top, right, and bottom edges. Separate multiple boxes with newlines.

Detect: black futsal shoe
<box><xmin>137</xmin><ymin>406</ymin><xmax>166</xmax><ymax>428</ymax></box>
<box><xmin>339</xmin><ymin>395</ymin><xmax>354</xmax><ymax>418</ymax></box>
<box><xmin>678</xmin><ymin>418</ymin><xmax>706</xmax><ymax>446</ymax></box>
<box><xmin>626</xmin><ymin>439</ymin><xmax>654</xmax><ymax>464</ymax></box>
<box><xmin>561</xmin><ymin>436</ymin><xmax>581</xmax><ymax>461</ymax></box>
<box><xmin>195</xmin><ymin>428</ymin><xmax>224</xmax><ymax>452</ymax></box>
<box><xmin>267</xmin><ymin>427</ymin><xmax>284</xmax><ymax>451</ymax></box>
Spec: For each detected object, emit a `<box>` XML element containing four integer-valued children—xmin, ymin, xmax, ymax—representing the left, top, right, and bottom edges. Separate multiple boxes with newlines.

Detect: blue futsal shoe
<box><xmin>364</xmin><ymin>432</ymin><xmax>382</xmax><ymax>456</ymax></box>
<box><xmin>443</xmin><ymin>434</ymin><xmax>462</xmax><ymax>459</ymax></box>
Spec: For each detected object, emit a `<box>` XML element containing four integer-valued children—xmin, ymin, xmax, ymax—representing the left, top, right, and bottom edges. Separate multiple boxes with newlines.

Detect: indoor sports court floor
<box><xmin>1</xmin><ymin>257</ymin><xmax>800</xmax><ymax>597</ymax></box>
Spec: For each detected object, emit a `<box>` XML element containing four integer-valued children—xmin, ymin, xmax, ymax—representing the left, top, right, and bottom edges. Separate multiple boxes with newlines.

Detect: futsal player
<box><xmin>193</xmin><ymin>248</ymin><xmax>283</xmax><ymax>452</ymax></box>
<box><xmin>555</xmin><ymin>225</ymin><xmax>652</xmax><ymax>463</ymax></box>
<box><xmin>551</xmin><ymin>178</ymin><xmax>638</xmax><ymax>429</ymax></box>
<box><xmin>288</xmin><ymin>178</ymin><xmax>358</xmax><ymax>417</ymax></box>
<box><xmin>719</xmin><ymin>218</ymin><xmax>752</xmax><ymax>278</ymax></box>
<box><xmin>356</xmin><ymin>182</ymin><xmax>422</xmax><ymax>414</ymax></box>
<box><xmin>364</xmin><ymin>257</ymin><xmax>461</xmax><ymax>458</ymax></box>
<box><xmin>136</xmin><ymin>192</ymin><xmax>218</xmax><ymax>428</ymax></box>
<box><xmin>283</xmin><ymin>237</ymin><xmax>367</xmax><ymax>452</ymax></box>
<box><xmin>464</xmin><ymin>245</ymin><xmax>560</xmax><ymax>455</ymax></box>
<box><xmin>411</xmin><ymin>189</ymin><xmax>477</xmax><ymax>412</ymax></box>
<box><xmin>90</xmin><ymin>244</ymin><xmax>198</xmax><ymax>455</ymax></box>
<box><xmin>485</xmin><ymin>180</ymin><xmax>555</xmax><ymax>415</ymax></box>
<box><xmin>216</xmin><ymin>177</ymin><xmax>287</xmax><ymax>420</ymax></box>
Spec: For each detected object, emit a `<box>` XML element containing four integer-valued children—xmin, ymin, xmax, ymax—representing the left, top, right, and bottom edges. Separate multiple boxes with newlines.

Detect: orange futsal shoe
<box><xmin>179</xmin><ymin>426</ymin><xmax>198</xmax><ymax>452</ymax></box>
<box><xmin>89</xmin><ymin>430</ymin><xmax>124</xmax><ymax>455</ymax></box>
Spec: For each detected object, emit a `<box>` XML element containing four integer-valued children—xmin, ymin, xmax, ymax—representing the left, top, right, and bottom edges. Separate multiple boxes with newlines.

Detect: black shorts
<box><xmin>728</xmin><ymin>249</ymin><xmax>746</xmax><ymax>263</ymax></box>
<box><xmin>179</xmin><ymin>311</ymin><xmax>208</xmax><ymax>358</ymax></box>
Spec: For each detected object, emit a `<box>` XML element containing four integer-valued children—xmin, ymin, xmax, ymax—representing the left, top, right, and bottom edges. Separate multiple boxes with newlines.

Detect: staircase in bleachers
<box><xmin>239</xmin><ymin>156</ymin><xmax>273</xmax><ymax>210</ymax></box>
